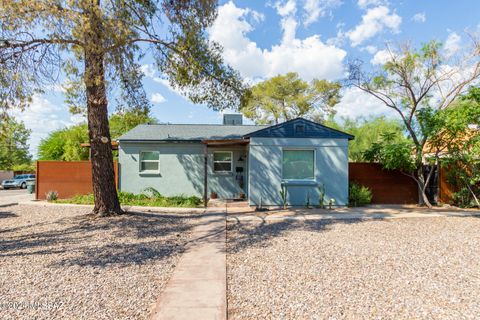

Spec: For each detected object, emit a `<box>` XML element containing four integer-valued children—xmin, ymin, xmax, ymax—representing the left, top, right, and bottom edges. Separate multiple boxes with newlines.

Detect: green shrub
<box><xmin>55</xmin><ymin>190</ymin><xmax>202</xmax><ymax>208</ymax></box>
<box><xmin>349</xmin><ymin>183</ymin><xmax>373</xmax><ymax>207</ymax></box>
<box><xmin>45</xmin><ymin>191</ymin><xmax>58</xmax><ymax>201</ymax></box>
<box><xmin>452</xmin><ymin>187</ymin><xmax>477</xmax><ymax>208</ymax></box>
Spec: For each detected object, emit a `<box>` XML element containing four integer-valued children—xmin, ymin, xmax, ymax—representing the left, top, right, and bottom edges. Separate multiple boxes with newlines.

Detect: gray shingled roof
<box><xmin>117</xmin><ymin>124</ymin><xmax>269</xmax><ymax>141</ymax></box>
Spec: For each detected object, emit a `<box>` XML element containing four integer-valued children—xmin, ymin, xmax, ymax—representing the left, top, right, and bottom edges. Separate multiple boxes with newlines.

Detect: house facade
<box><xmin>118</xmin><ymin>115</ymin><xmax>353</xmax><ymax>207</ymax></box>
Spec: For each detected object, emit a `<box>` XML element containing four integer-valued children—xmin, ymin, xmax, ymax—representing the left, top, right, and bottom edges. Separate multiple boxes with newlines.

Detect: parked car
<box><xmin>1</xmin><ymin>174</ymin><xmax>36</xmax><ymax>190</ymax></box>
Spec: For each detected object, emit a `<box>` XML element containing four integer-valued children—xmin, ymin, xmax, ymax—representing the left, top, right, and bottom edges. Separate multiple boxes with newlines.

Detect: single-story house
<box><xmin>117</xmin><ymin>115</ymin><xmax>354</xmax><ymax>207</ymax></box>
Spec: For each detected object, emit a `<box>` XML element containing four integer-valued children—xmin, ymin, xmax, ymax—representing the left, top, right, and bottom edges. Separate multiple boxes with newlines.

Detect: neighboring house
<box><xmin>117</xmin><ymin>115</ymin><xmax>354</xmax><ymax>206</ymax></box>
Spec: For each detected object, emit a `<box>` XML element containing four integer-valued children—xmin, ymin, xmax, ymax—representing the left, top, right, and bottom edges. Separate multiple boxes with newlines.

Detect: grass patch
<box><xmin>54</xmin><ymin>189</ymin><xmax>202</xmax><ymax>208</ymax></box>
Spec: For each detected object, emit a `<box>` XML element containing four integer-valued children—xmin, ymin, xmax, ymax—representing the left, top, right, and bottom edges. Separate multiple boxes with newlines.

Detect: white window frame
<box><xmin>139</xmin><ymin>150</ymin><xmax>160</xmax><ymax>174</ymax></box>
<box><xmin>213</xmin><ymin>151</ymin><xmax>233</xmax><ymax>173</ymax></box>
<box><xmin>282</xmin><ymin>148</ymin><xmax>316</xmax><ymax>181</ymax></box>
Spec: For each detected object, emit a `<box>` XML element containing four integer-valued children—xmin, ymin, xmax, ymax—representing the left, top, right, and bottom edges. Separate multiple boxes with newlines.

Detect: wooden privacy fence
<box><xmin>349</xmin><ymin>163</ymin><xmax>418</xmax><ymax>204</ymax></box>
<box><xmin>36</xmin><ymin>161</ymin><xmax>118</xmax><ymax>200</ymax></box>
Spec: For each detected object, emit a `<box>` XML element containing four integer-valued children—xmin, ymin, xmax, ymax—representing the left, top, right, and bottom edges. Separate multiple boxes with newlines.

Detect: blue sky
<box><xmin>14</xmin><ymin>0</ymin><xmax>480</xmax><ymax>156</ymax></box>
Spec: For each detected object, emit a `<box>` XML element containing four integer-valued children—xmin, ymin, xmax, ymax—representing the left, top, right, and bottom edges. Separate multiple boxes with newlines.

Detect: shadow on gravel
<box><xmin>0</xmin><ymin>210</ymin><xmax>214</xmax><ymax>267</ymax></box>
<box><xmin>227</xmin><ymin>217</ymin><xmax>387</xmax><ymax>254</ymax></box>
<box><xmin>0</xmin><ymin>209</ymin><xmax>17</xmax><ymax>219</ymax></box>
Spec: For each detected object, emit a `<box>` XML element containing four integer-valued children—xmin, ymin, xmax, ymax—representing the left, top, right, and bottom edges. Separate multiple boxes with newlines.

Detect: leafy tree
<box><xmin>1</xmin><ymin>1</ymin><xmax>246</xmax><ymax>215</ymax></box>
<box><xmin>240</xmin><ymin>72</ymin><xmax>341</xmax><ymax>124</ymax></box>
<box><xmin>109</xmin><ymin>110</ymin><xmax>156</xmax><ymax>139</ymax></box>
<box><xmin>38</xmin><ymin>124</ymin><xmax>90</xmax><ymax>161</ymax></box>
<box><xmin>348</xmin><ymin>41</ymin><xmax>480</xmax><ymax>207</ymax></box>
<box><xmin>39</xmin><ymin>110</ymin><xmax>156</xmax><ymax>161</ymax></box>
<box><xmin>325</xmin><ymin>116</ymin><xmax>407</xmax><ymax>161</ymax></box>
<box><xmin>0</xmin><ymin>118</ymin><xmax>31</xmax><ymax>170</ymax></box>
<box><xmin>430</xmin><ymin>88</ymin><xmax>480</xmax><ymax>207</ymax></box>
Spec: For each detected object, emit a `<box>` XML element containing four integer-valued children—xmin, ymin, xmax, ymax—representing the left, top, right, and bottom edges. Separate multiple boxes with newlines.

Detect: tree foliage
<box><xmin>364</xmin><ymin>132</ymin><xmax>416</xmax><ymax>173</ymax></box>
<box><xmin>240</xmin><ymin>72</ymin><xmax>341</xmax><ymax>124</ymax></box>
<box><xmin>0</xmin><ymin>118</ymin><xmax>31</xmax><ymax>170</ymax></box>
<box><xmin>0</xmin><ymin>0</ymin><xmax>246</xmax><ymax>115</ymax></box>
<box><xmin>326</xmin><ymin>116</ymin><xmax>406</xmax><ymax>162</ymax></box>
<box><xmin>38</xmin><ymin>124</ymin><xmax>90</xmax><ymax>161</ymax></box>
<box><xmin>38</xmin><ymin>110</ymin><xmax>156</xmax><ymax>161</ymax></box>
<box><xmin>348</xmin><ymin>40</ymin><xmax>480</xmax><ymax>207</ymax></box>
<box><xmin>433</xmin><ymin>88</ymin><xmax>480</xmax><ymax>207</ymax></box>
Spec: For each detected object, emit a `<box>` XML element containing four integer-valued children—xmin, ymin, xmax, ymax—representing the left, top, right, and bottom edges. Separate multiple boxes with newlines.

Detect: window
<box><xmin>282</xmin><ymin>150</ymin><xmax>314</xmax><ymax>180</ymax></box>
<box><xmin>213</xmin><ymin>151</ymin><xmax>232</xmax><ymax>173</ymax></box>
<box><xmin>140</xmin><ymin>151</ymin><xmax>160</xmax><ymax>173</ymax></box>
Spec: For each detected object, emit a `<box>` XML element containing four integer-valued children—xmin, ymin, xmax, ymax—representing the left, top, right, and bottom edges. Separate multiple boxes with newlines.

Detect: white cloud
<box><xmin>209</xmin><ymin>1</ymin><xmax>346</xmax><ymax>81</ymax></box>
<box><xmin>150</xmin><ymin>93</ymin><xmax>166</xmax><ymax>104</ymax></box>
<box><xmin>412</xmin><ymin>12</ymin><xmax>426</xmax><ymax>23</ymax></box>
<box><xmin>303</xmin><ymin>0</ymin><xmax>343</xmax><ymax>26</ymax></box>
<box><xmin>347</xmin><ymin>6</ymin><xmax>401</xmax><ymax>47</ymax></box>
<box><xmin>357</xmin><ymin>0</ymin><xmax>386</xmax><ymax>9</ymax></box>
<box><xmin>10</xmin><ymin>95</ymin><xmax>78</xmax><ymax>156</ymax></box>
<box><xmin>362</xmin><ymin>45</ymin><xmax>378</xmax><ymax>54</ymax></box>
<box><xmin>444</xmin><ymin>32</ymin><xmax>461</xmax><ymax>57</ymax></box>
<box><xmin>140</xmin><ymin>64</ymin><xmax>156</xmax><ymax>78</ymax></box>
<box><xmin>275</xmin><ymin>0</ymin><xmax>297</xmax><ymax>17</ymax></box>
<box><xmin>335</xmin><ymin>87</ymin><xmax>394</xmax><ymax>119</ymax></box>
<box><xmin>370</xmin><ymin>48</ymin><xmax>392</xmax><ymax>65</ymax></box>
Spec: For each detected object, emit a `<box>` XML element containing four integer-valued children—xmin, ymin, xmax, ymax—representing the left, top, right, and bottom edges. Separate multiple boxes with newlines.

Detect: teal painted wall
<box><xmin>118</xmin><ymin>142</ymin><xmax>247</xmax><ymax>198</ymax></box>
<box><xmin>248</xmin><ymin>137</ymin><xmax>349</xmax><ymax>207</ymax></box>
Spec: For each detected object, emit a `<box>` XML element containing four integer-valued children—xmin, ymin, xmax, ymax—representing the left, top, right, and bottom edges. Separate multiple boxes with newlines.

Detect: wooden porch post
<box><xmin>203</xmin><ymin>143</ymin><xmax>208</xmax><ymax>208</ymax></box>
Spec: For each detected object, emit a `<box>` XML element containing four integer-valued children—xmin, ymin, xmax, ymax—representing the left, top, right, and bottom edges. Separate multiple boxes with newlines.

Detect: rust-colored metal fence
<box><xmin>35</xmin><ymin>161</ymin><xmax>118</xmax><ymax>200</ymax></box>
<box><xmin>349</xmin><ymin>162</ymin><xmax>418</xmax><ymax>204</ymax></box>
<box><xmin>35</xmin><ymin>160</ymin><xmax>453</xmax><ymax>204</ymax></box>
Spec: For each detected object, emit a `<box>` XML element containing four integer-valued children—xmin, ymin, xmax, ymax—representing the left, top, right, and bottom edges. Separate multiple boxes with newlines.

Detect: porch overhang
<box><xmin>201</xmin><ymin>138</ymin><xmax>250</xmax><ymax>146</ymax></box>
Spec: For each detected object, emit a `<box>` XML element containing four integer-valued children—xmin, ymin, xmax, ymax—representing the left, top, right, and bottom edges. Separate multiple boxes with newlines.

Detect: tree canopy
<box><xmin>0</xmin><ymin>118</ymin><xmax>31</xmax><ymax>170</ymax></box>
<box><xmin>348</xmin><ymin>40</ymin><xmax>480</xmax><ymax>207</ymax></box>
<box><xmin>240</xmin><ymin>72</ymin><xmax>341</xmax><ymax>124</ymax></box>
<box><xmin>38</xmin><ymin>110</ymin><xmax>156</xmax><ymax>161</ymax></box>
<box><xmin>326</xmin><ymin>116</ymin><xmax>407</xmax><ymax>162</ymax></box>
<box><xmin>432</xmin><ymin>87</ymin><xmax>480</xmax><ymax>207</ymax></box>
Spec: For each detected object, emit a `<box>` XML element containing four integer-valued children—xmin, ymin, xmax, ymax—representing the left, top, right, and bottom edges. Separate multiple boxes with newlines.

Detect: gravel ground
<box><xmin>0</xmin><ymin>204</ymin><xmax>197</xmax><ymax>320</ymax></box>
<box><xmin>227</xmin><ymin>217</ymin><xmax>480</xmax><ymax>319</ymax></box>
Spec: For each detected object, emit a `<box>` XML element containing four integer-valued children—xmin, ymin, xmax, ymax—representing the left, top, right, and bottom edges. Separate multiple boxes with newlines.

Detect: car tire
<box><xmin>21</xmin><ymin>182</ymin><xmax>26</xmax><ymax>189</ymax></box>
<box><xmin>3</xmin><ymin>187</ymin><xmax>8</xmax><ymax>190</ymax></box>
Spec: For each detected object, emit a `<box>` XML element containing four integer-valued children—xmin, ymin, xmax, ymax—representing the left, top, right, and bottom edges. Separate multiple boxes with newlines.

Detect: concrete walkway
<box><xmin>0</xmin><ymin>189</ymin><xmax>34</xmax><ymax>207</ymax></box>
<box><xmin>227</xmin><ymin>206</ymin><xmax>480</xmax><ymax>222</ymax></box>
<box><xmin>149</xmin><ymin>209</ymin><xmax>227</xmax><ymax>320</ymax></box>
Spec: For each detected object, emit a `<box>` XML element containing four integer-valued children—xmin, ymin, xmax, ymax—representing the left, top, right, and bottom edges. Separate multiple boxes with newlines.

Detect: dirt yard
<box><xmin>0</xmin><ymin>204</ymin><xmax>197</xmax><ymax>320</ymax></box>
<box><xmin>227</xmin><ymin>216</ymin><xmax>480</xmax><ymax>319</ymax></box>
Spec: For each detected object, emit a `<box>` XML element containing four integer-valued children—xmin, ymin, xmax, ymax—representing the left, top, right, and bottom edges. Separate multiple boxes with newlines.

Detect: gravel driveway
<box><xmin>227</xmin><ymin>217</ymin><xmax>480</xmax><ymax>319</ymax></box>
<box><xmin>0</xmin><ymin>204</ymin><xmax>196</xmax><ymax>320</ymax></box>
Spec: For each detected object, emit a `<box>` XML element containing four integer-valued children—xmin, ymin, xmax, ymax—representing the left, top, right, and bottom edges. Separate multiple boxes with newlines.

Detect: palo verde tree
<box><xmin>348</xmin><ymin>40</ymin><xmax>480</xmax><ymax>207</ymax></box>
<box><xmin>240</xmin><ymin>72</ymin><xmax>341</xmax><ymax>124</ymax></box>
<box><xmin>0</xmin><ymin>1</ymin><xmax>246</xmax><ymax>215</ymax></box>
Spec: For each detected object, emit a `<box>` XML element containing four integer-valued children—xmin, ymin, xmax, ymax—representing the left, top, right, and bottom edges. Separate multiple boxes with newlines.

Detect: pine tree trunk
<box><xmin>84</xmin><ymin>1</ymin><xmax>122</xmax><ymax>216</ymax></box>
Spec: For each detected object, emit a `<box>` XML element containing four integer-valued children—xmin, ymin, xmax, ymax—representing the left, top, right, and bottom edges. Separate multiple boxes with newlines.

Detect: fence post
<box><xmin>35</xmin><ymin>161</ymin><xmax>39</xmax><ymax>200</ymax></box>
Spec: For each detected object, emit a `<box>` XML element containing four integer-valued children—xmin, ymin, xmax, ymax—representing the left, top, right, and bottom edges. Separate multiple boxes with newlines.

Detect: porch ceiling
<box><xmin>201</xmin><ymin>139</ymin><xmax>249</xmax><ymax>146</ymax></box>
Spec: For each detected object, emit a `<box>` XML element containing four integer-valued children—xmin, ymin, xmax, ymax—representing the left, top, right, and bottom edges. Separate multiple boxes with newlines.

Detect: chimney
<box><xmin>223</xmin><ymin>114</ymin><xmax>243</xmax><ymax>125</ymax></box>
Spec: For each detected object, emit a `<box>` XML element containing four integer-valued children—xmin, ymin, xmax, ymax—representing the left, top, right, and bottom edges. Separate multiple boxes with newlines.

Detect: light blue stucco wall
<box><xmin>248</xmin><ymin>137</ymin><xmax>349</xmax><ymax>207</ymax></box>
<box><xmin>118</xmin><ymin>142</ymin><xmax>247</xmax><ymax>198</ymax></box>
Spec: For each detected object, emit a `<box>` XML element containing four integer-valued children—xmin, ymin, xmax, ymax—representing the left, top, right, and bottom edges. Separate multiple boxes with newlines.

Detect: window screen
<box><xmin>213</xmin><ymin>151</ymin><xmax>232</xmax><ymax>172</ymax></box>
<box><xmin>282</xmin><ymin>150</ymin><xmax>314</xmax><ymax>180</ymax></box>
<box><xmin>140</xmin><ymin>151</ymin><xmax>160</xmax><ymax>172</ymax></box>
